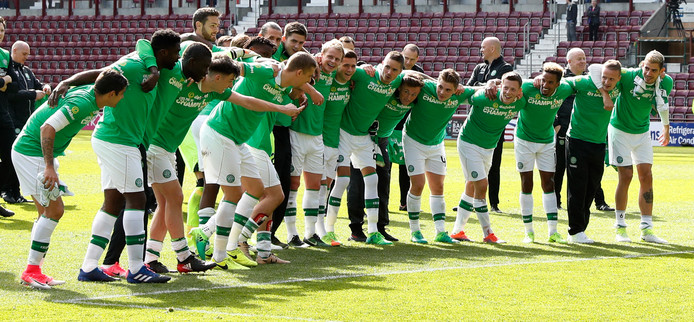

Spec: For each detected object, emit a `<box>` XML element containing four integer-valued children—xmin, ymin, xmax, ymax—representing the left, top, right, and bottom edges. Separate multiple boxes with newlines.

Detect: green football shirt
<box><xmin>93</xmin><ymin>54</ymin><xmax>156</xmax><ymax>147</ymax></box>
<box><xmin>564</xmin><ymin>75</ymin><xmax>620</xmax><ymax>144</ymax></box>
<box><xmin>405</xmin><ymin>80</ymin><xmax>476</xmax><ymax>145</ymax></box>
<box><xmin>460</xmin><ymin>90</ymin><xmax>526</xmax><ymax>149</ymax></box>
<box><xmin>515</xmin><ymin>80</ymin><xmax>574</xmax><ymax>143</ymax></box>
<box><xmin>340</xmin><ymin>67</ymin><xmax>403</xmax><ymax>136</ymax></box>
<box><xmin>290</xmin><ymin>69</ymin><xmax>335</xmax><ymax>136</ymax></box>
<box><xmin>152</xmin><ymin>83</ymin><xmax>232</xmax><ymax>153</ymax></box>
<box><xmin>322</xmin><ymin>79</ymin><xmax>351</xmax><ymax>149</ymax></box>
<box><xmin>611</xmin><ymin>68</ymin><xmax>673</xmax><ymax>134</ymax></box>
<box><xmin>14</xmin><ymin>85</ymin><xmax>99</xmax><ymax>157</ymax></box>
<box><xmin>207</xmin><ymin>63</ymin><xmax>292</xmax><ymax>144</ymax></box>
<box><xmin>376</xmin><ymin>95</ymin><xmax>413</xmax><ymax>138</ymax></box>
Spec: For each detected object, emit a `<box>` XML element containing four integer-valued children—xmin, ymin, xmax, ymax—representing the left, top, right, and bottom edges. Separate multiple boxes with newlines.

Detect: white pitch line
<box><xmin>56</xmin><ymin>250</ymin><xmax>694</xmax><ymax>305</ymax></box>
<box><xmin>65</xmin><ymin>302</ymin><xmax>335</xmax><ymax>321</ymax></box>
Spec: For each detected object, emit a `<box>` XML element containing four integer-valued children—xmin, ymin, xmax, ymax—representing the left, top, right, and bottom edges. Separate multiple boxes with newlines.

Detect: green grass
<box><xmin>1</xmin><ymin>131</ymin><xmax>693</xmax><ymax>320</ymax></box>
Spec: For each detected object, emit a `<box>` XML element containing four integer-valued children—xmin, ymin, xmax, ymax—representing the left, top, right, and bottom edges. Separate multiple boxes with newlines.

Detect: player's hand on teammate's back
<box><xmin>307</xmin><ymin>89</ymin><xmax>324</xmax><ymax>106</ymax></box>
<box><xmin>141</xmin><ymin>70</ymin><xmax>160</xmax><ymax>93</ymax></box>
<box><xmin>362</xmin><ymin>64</ymin><xmax>376</xmax><ymax>77</ymax></box>
<box><xmin>484</xmin><ymin>79</ymin><xmax>501</xmax><ymax>100</ymax></box>
<box><xmin>455</xmin><ymin>84</ymin><xmax>465</xmax><ymax>95</ymax></box>
<box><xmin>48</xmin><ymin>81</ymin><xmax>70</xmax><ymax>107</ymax></box>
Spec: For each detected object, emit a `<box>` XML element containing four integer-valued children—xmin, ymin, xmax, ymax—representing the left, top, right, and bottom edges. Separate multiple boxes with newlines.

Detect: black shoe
<box><xmin>14</xmin><ymin>194</ymin><xmax>29</xmax><ymax>203</ymax></box>
<box><xmin>398</xmin><ymin>205</ymin><xmax>407</xmax><ymax>211</ymax></box>
<box><xmin>145</xmin><ymin>260</ymin><xmax>173</xmax><ymax>274</ymax></box>
<box><xmin>452</xmin><ymin>207</ymin><xmax>458</xmax><ymax>212</ymax></box>
<box><xmin>0</xmin><ymin>205</ymin><xmax>14</xmax><ymax>217</ymax></box>
<box><xmin>304</xmin><ymin>234</ymin><xmax>330</xmax><ymax>247</ymax></box>
<box><xmin>271</xmin><ymin>235</ymin><xmax>289</xmax><ymax>249</ymax></box>
<box><xmin>596</xmin><ymin>204</ymin><xmax>615</xmax><ymax>212</ymax></box>
<box><xmin>490</xmin><ymin>206</ymin><xmax>502</xmax><ymax>214</ymax></box>
<box><xmin>287</xmin><ymin>235</ymin><xmax>309</xmax><ymax>248</ymax></box>
<box><xmin>348</xmin><ymin>230</ymin><xmax>367</xmax><ymax>242</ymax></box>
<box><xmin>177</xmin><ymin>254</ymin><xmax>217</xmax><ymax>273</ymax></box>
<box><xmin>2</xmin><ymin>192</ymin><xmax>18</xmax><ymax>204</ymax></box>
<box><xmin>379</xmin><ymin>229</ymin><xmax>399</xmax><ymax>242</ymax></box>
<box><xmin>557</xmin><ymin>205</ymin><xmax>565</xmax><ymax>211</ymax></box>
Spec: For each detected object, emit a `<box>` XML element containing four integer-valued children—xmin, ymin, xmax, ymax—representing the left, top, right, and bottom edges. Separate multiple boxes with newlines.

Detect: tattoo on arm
<box><xmin>643</xmin><ymin>189</ymin><xmax>653</xmax><ymax>204</ymax></box>
<box><xmin>42</xmin><ymin>136</ymin><xmax>55</xmax><ymax>167</ymax></box>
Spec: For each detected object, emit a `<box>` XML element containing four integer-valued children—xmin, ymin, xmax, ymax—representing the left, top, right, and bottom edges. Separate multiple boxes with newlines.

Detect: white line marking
<box><xmin>56</xmin><ymin>250</ymin><xmax>694</xmax><ymax>305</ymax></box>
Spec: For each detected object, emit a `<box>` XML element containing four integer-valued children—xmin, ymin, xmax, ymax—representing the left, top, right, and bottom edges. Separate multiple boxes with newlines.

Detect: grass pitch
<box><xmin>1</xmin><ymin>131</ymin><xmax>693</xmax><ymax>320</ymax></box>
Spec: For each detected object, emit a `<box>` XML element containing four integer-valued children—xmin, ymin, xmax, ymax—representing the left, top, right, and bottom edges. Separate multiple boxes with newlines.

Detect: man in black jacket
<box><xmin>7</xmin><ymin>41</ymin><xmax>50</xmax><ymax>132</ymax></box>
<box><xmin>2</xmin><ymin>41</ymin><xmax>49</xmax><ymax>204</ymax></box>
<box><xmin>566</xmin><ymin>0</ymin><xmax>578</xmax><ymax>41</ymax></box>
<box><xmin>465</xmin><ymin>37</ymin><xmax>513</xmax><ymax>213</ymax></box>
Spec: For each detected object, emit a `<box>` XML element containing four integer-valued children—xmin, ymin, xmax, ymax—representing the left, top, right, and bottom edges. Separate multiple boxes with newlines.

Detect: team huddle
<box><xmin>9</xmin><ymin>8</ymin><xmax>672</xmax><ymax>290</ymax></box>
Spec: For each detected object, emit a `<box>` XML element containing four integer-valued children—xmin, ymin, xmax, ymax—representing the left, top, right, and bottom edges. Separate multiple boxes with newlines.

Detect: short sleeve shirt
<box><xmin>93</xmin><ymin>54</ymin><xmax>156</xmax><ymax>147</ymax></box>
<box><xmin>460</xmin><ymin>90</ymin><xmax>526</xmax><ymax>149</ymax></box>
<box><xmin>340</xmin><ymin>67</ymin><xmax>403</xmax><ymax>136</ymax></box>
<box><xmin>290</xmin><ymin>69</ymin><xmax>335</xmax><ymax>136</ymax></box>
<box><xmin>376</xmin><ymin>95</ymin><xmax>414</xmax><ymax>138</ymax></box>
<box><xmin>611</xmin><ymin>68</ymin><xmax>673</xmax><ymax>134</ymax></box>
<box><xmin>515</xmin><ymin>80</ymin><xmax>574</xmax><ymax>143</ymax></box>
<box><xmin>14</xmin><ymin>85</ymin><xmax>99</xmax><ymax>157</ymax></box>
<box><xmin>322</xmin><ymin>79</ymin><xmax>351</xmax><ymax>148</ymax></box>
<box><xmin>405</xmin><ymin>80</ymin><xmax>476</xmax><ymax>145</ymax></box>
<box><xmin>206</xmin><ymin>63</ymin><xmax>291</xmax><ymax>144</ymax></box>
<box><xmin>564</xmin><ymin>75</ymin><xmax>620</xmax><ymax>144</ymax></box>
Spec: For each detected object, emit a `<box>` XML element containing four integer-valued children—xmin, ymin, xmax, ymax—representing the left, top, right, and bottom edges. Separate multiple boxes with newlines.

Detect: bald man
<box><xmin>466</xmin><ymin>37</ymin><xmax>513</xmax><ymax>213</ymax></box>
<box><xmin>554</xmin><ymin>48</ymin><xmax>612</xmax><ymax>212</ymax></box>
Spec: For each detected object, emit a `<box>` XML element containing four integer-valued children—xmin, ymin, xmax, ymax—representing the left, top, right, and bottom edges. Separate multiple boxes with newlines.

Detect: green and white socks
<box><xmin>407</xmin><ymin>192</ymin><xmax>421</xmax><ymax>232</ymax></box>
<box><xmin>82</xmin><ymin>210</ymin><xmax>118</xmax><ymax>272</ymax></box>
<box><xmin>326</xmin><ymin>176</ymin><xmax>349</xmax><ymax>233</ymax></box>
<box><xmin>28</xmin><ymin>215</ymin><xmax>58</xmax><ymax>266</ymax></box>
<box><xmin>284</xmin><ymin>190</ymin><xmax>299</xmax><ymax>238</ymax></box>
<box><xmin>453</xmin><ymin>193</ymin><xmax>474</xmax><ymax>234</ymax></box>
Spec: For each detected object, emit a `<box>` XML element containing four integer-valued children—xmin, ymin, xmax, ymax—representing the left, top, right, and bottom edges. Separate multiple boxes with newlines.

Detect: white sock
<box><xmin>543</xmin><ymin>192</ymin><xmax>558</xmax><ymax>235</ymax></box>
<box><xmin>326</xmin><ymin>176</ymin><xmax>349</xmax><ymax>233</ymax></box>
<box><xmin>123</xmin><ymin>209</ymin><xmax>145</xmax><ymax>273</ymax></box>
<box><xmin>615</xmin><ymin>209</ymin><xmax>627</xmax><ymax>227</ymax></box>
<box><xmin>144</xmin><ymin>239</ymin><xmax>163</xmax><ymax>264</ymax></box>
<box><xmin>227</xmin><ymin>193</ymin><xmax>258</xmax><ymax>252</ymax></box>
<box><xmin>285</xmin><ymin>190</ymin><xmax>299</xmax><ymax>237</ymax></box>
<box><xmin>82</xmin><ymin>210</ymin><xmax>118</xmax><ymax>272</ymax></box>
<box><xmin>198</xmin><ymin>207</ymin><xmax>215</xmax><ymax>225</ymax></box>
<box><xmin>430</xmin><ymin>194</ymin><xmax>446</xmax><ymax>233</ymax></box>
<box><xmin>474</xmin><ymin>198</ymin><xmax>492</xmax><ymax>237</ymax></box>
<box><xmin>453</xmin><ymin>193</ymin><xmax>473</xmax><ymax>234</ymax></box>
<box><xmin>639</xmin><ymin>214</ymin><xmax>653</xmax><ymax>230</ymax></box>
<box><xmin>303</xmin><ymin>189</ymin><xmax>319</xmax><ymax>238</ymax></box>
<box><xmin>256</xmin><ymin>231</ymin><xmax>272</xmax><ymax>259</ymax></box>
<box><xmin>27</xmin><ymin>215</ymin><xmax>58</xmax><ymax>266</ymax></box>
<box><xmin>202</xmin><ymin>214</ymin><xmax>217</xmax><ymax>238</ymax></box>
<box><xmin>316</xmin><ymin>184</ymin><xmax>328</xmax><ymax>237</ymax></box>
<box><xmin>407</xmin><ymin>192</ymin><xmax>421</xmax><ymax>232</ymax></box>
<box><xmin>213</xmin><ymin>200</ymin><xmax>236</xmax><ymax>262</ymax></box>
<box><xmin>520</xmin><ymin>192</ymin><xmax>534</xmax><ymax>234</ymax></box>
<box><xmin>171</xmin><ymin>237</ymin><xmax>191</xmax><ymax>262</ymax></box>
<box><xmin>363</xmin><ymin>172</ymin><xmax>379</xmax><ymax>234</ymax></box>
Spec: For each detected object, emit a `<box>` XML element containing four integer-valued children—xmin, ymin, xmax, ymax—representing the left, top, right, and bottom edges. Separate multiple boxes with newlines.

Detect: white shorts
<box><xmin>337</xmin><ymin>129</ymin><xmax>377</xmax><ymax>169</ymax></box>
<box><xmin>92</xmin><ymin>137</ymin><xmax>144</xmax><ymax>193</ymax></box>
<box><xmin>147</xmin><ymin>145</ymin><xmax>178</xmax><ymax>185</ymax></box>
<box><xmin>199</xmin><ymin>123</ymin><xmax>260</xmax><ymax>187</ymax></box>
<box><xmin>457</xmin><ymin>140</ymin><xmax>494</xmax><ymax>182</ymax></box>
<box><xmin>323</xmin><ymin>146</ymin><xmax>339</xmax><ymax>180</ymax></box>
<box><xmin>608</xmin><ymin>124</ymin><xmax>653</xmax><ymax>166</ymax></box>
<box><xmin>403</xmin><ymin>133</ymin><xmax>447</xmax><ymax>176</ymax></box>
<box><xmin>514</xmin><ymin>136</ymin><xmax>556</xmax><ymax>172</ymax></box>
<box><xmin>289</xmin><ymin>130</ymin><xmax>324</xmax><ymax>176</ymax></box>
<box><xmin>190</xmin><ymin>114</ymin><xmax>207</xmax><ymax>172</ymax></box>
<box><xmin>11</xmin><ymin>149</ymin><xmax>64</xmax><ymax>197</ymax></box>
<box><xmin>249</xmin><ymin>147</ymin><xmax>281</xmax><ymax>188</ymax></box>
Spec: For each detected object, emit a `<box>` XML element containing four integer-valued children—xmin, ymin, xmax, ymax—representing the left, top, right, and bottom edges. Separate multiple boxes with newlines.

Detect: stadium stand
<box><xmin>0</xmin><ymin>7</ymin><xmax>691</xmax><ymax>119</ymax></box>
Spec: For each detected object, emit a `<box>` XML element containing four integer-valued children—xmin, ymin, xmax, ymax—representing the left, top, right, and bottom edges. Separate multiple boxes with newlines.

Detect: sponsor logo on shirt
<box><xmin>367</xmin><ymin>81</ymin><xmax>396</xmax><ymax>96</ymax></box>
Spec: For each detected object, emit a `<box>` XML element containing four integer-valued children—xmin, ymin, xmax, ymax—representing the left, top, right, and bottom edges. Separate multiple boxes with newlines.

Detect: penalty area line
<box><xmin>56</xmin><ymin>250</ymin><xmax>694</xmax><ymax>304</ymax></box>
